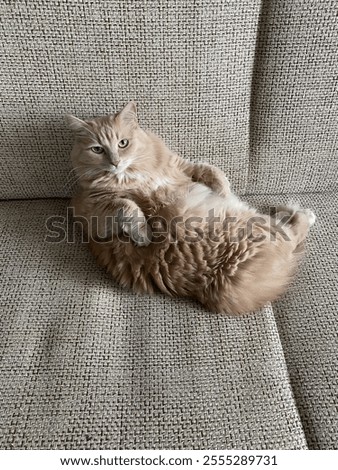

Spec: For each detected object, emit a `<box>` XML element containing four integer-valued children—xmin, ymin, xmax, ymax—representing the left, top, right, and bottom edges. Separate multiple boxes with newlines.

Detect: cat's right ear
<box><xmin>117</xmin><ymin>101</ymin><xmax>138</xmax><ymax>127</ymax></box>
<box><xmin>65</xmin><ymin>114</ymin><xmax>89</xmax><ymax>135</ymax></box>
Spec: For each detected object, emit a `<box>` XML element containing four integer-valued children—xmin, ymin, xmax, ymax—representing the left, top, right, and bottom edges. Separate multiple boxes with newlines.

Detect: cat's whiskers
<box><xmin>88</xmin><ymin>190</ymin><xmax>114</xmax><ymax>199</ymax></box>
<box><xmin>61</xmin><ymin>171</ymin><xmax>83</xmax><ymax>192</ymax></box>
<box><xmin>62</xmin><ymin>167</ymin><xmax>104</xmax><ymax>192</ymax></box>
<box><xmin>64</xmin><ymin>166</ymin><xmax>90</xmax><ymax>182</ymax></box>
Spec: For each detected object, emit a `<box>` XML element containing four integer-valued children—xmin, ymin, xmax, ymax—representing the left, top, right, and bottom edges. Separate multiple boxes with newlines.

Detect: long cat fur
<box><xmin>67</xmin><ymin>102</ymin><xmax>315</xmax><ymax>314</ymax></box>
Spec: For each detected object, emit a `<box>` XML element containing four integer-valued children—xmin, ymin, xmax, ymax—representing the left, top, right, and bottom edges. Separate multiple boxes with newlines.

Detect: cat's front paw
<box><xmin>122</xmin><ymin>218</ymin><xmax>152</xmax><ymax>246</ymax></box>
<box><xmin>213</xmin><ymin>181</ymin><xmax>230</xmax><ymax>197</ymax></box>
<box><xmin>208</xmin><ymin>167</ymin><xmax>230</xmax><ymax>197</ymax></box>
<box><xmin>134</xmin><ymin>223</ymin><xmax>152</xmax><ymax>246</ymax></box>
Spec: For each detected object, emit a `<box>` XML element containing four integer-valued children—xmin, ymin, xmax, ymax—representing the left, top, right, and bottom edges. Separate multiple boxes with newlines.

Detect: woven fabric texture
<box><xmin>0</xmin><ymin>199</ymin><xmax>308</xmax><ymax>450</ymax></box>
<box><xmin>0</xmin><ymin>0</ymin><xmax>261</xmax><ymax>199</ymax></box>
<box><xmin>1</xmin><ymin>0</ymin><xmax>337</xmax><ymax>452</ymax></box>
<box><xmin>248</xmin><ymin>0</ymin><xmax>338</xmax><ymax>194</ymax></box>
<box><xmin>245</xmin><ymin>192</ymin><xmax>338</xmax><ymax>449</ymax></box>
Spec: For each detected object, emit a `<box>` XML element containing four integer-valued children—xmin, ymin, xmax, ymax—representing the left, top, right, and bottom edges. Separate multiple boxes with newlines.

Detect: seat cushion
<box><xmin>0</xmin><ymin>199</ymin><xmax>307</xmax><ymax>449</ymax></box>
<box><xmin>246</xmin><ymin>192</ymin><xmax>338</xmax><ymax>449</ymax></box>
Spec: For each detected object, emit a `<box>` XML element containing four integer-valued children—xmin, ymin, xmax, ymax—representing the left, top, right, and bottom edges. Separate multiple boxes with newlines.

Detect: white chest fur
<box><xmin>185</xmin><ymin>183</ymin><xmax>251</xmax><ymax>214</ymax></box>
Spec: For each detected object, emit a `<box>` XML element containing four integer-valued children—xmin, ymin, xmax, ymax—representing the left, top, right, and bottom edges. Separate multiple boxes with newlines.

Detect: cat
<box><xmin>66</xmin><ymin>101</ymin><xmax>315</xmax><ymax>314</ymax></box>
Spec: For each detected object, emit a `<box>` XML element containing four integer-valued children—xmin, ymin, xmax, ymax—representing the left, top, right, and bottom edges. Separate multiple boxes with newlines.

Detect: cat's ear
<box><xmin>117</xmin><ymin>101</ymin><xmax>138</xmax><ymax>126</ymax></box>
<box><xmin>65</xmin><ymin>114</ymin><xmax>92</xmax><ymax>137</ymax></box>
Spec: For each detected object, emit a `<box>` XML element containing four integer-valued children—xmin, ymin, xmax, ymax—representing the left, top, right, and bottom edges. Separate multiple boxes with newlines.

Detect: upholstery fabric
<box><xmin>245</xmin><ymin>192</ymin><xmax>338</xmax><ymax>449</ymax></box>
<box><xmin>248</xmin><ymin>0</ymin><xmax>338</xmax><ymax>194</ymax></box>
<box><xmin>0</xmin><ymin>0</ymin><xmax>261</xmax><ymax>199</ymax></box>
<box><xmin>0</xmin><ymin>199</ymin><xmax>307</xmax><ymax>449</ymax></box>
<box><xmin>1</xmin><ymin>0</ymin><xmax>337</xmax><ymax>452</ymax></box>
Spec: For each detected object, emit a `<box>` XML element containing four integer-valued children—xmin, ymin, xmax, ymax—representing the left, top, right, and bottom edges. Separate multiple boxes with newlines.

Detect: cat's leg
<box><xmin>92</xmin><ymin>198</ymin><xmax>152</xmax><ymax>246</ymax></box>
<box><xmin>115</xmin><ymin>199</ymin><xmax>152</xmax><ymax>246</ymax></box>
<box><xmin>180</xmin><ymin>160</ymin><xmax>230</xmax><ymax>197</ymax></box>
<box><xmin>273</xmin><ymin>204</ymin><xmax>316</xmax><ymax>227</ymax></box>
<box><xmin>272</xmin><ymin>204</ymin><xmax>315</xmax><ymax>246</ymax></box>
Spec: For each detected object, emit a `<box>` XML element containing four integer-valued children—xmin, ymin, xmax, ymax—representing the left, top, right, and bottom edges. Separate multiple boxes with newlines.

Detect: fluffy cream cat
<box><xmin>67</xmin><ymin>102</ymin><xmax>315</xmax><ymax>314</ymax></box>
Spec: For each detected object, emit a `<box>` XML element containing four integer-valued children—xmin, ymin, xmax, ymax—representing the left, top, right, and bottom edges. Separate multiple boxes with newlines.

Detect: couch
<box><xmin>1</xmin><ymin>0</ymin><xmax>337</xmax><ymax>449</ymax></box>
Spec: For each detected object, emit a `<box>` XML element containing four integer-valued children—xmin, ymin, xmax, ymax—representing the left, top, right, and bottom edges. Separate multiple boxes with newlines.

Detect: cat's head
<box><xmin>66</xmin><ymin>102</ymin><xmax>156</xmax><ymax>184</ymax></box>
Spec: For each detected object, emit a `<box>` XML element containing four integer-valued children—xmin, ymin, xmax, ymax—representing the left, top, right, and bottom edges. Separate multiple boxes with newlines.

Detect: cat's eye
<box><xmin>91</xmin><ymin>146</ymin><xmax>104</xmax><ymax>154</ymax></box>
<box><xmin>118</xmin><ymin>139</ymin><xmax>129</xmax><ymax>149</ymax></box>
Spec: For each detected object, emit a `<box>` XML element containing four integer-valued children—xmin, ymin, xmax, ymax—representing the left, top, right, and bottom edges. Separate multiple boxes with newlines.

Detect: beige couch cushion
<box><xmin>0</xmin><ymin>199</ymin><xmax>307</xmax><ymax>449</ymax></box>
<box><xmin>245</xmin><ymin>192</ymin><xmax>338</xmax><ymax>449</ymax></box>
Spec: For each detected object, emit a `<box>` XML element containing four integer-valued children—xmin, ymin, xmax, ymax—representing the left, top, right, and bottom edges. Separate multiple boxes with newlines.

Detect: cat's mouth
<box><xmin>111</xmin><ymin>158</ymin><xmax>134</xmax><ymax>175</ymax></box>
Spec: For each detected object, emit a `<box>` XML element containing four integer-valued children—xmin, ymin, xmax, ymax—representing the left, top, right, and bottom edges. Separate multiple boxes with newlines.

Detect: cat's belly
<box><xmin>184</xmin><ymin>183</ymin><xmax>250</xmax><ymax>215</ymax></box>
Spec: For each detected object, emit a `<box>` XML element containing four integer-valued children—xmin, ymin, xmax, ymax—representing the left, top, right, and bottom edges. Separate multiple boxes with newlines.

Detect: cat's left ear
<box><xmin>65</xmin><ymin>114</ymin><xmax>88</xmax><ymax>133</ymax></box>
<box><xmin>65</xmin><ymin>114</ymin><xmax>88</xmax><ymax>132</ymax></box>
<box><xmin>65</xmin><ymin>114</ymin><xmax>96</xmax><ymax>139</ymax></box>
<box><xmin>117</xmin><ymin>101</ymin><xmax>138</xmax><ymax>126</ymax></box>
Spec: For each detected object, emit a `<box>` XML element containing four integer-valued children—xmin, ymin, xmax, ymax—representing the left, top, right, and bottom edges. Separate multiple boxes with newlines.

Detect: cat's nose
<box><xmin>107</xmin><ymin>150</ymin><xmax>120</xmax><ymax>167</ymax></box>
<box><xmin>110</xmin><ymin>156</ymin><xmax>120</xmax><ymax>167</ymax></box>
